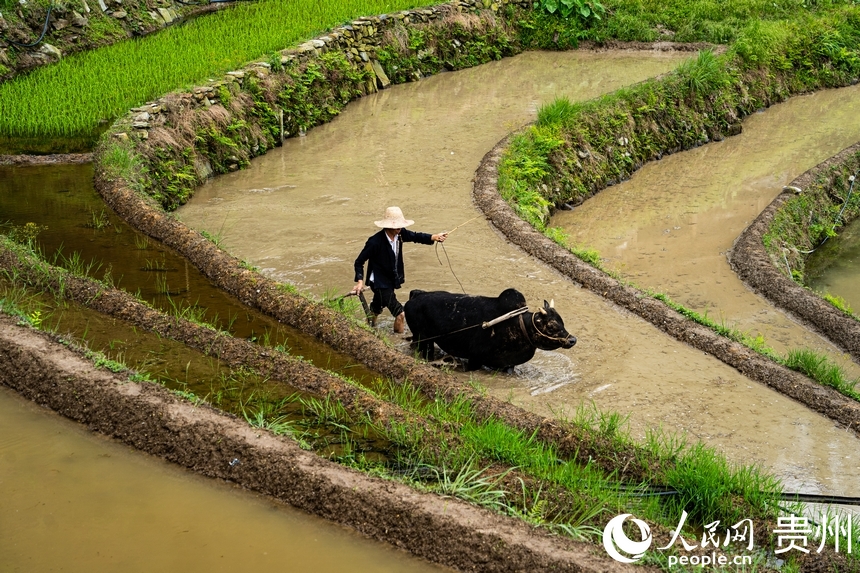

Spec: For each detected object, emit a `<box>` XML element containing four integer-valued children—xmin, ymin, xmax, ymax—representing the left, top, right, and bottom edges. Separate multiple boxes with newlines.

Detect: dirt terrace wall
<box><xmin>729</xmin><ymin>142</ymin><xmax>860</xmax><ymax>363</ymax></box>
<box><xmin>0</xmin><ymin>313</ymin><xmax>643</xmax><ymax>573</ymax></box>
<box><xmin>0</xmin><ymin>0</ymin><xmax>219</xmax><ymax>81</ymax></box>
<box><xmin>473</xmin><ymin>135</ymin><xmax>860</xmax><ymax>435</ymax></box>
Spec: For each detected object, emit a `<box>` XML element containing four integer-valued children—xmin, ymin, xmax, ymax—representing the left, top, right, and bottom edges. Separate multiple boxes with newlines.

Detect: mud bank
<box><xmin>473</xmin><ymin>135</ymin><xmax>860</xmax><ymax>433</ymax></box>
<box><xmin>0</xmin><ymin>152</ymin><xmax>92</xmax><ymax>165</ymax></box>
<box><xmin>0</xmin><ymin>313</ymin><xmax>641</xmax><ymax>573</ymax></box>
<box><xmin>730</xmin><ymin>142</ymin><xmax>860</xmax><ymax>363</ymax></box>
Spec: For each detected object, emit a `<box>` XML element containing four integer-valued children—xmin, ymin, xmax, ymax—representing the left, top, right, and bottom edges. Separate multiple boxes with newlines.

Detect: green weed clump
<box><xmin>823</xmin><ymin>292</ymin><xmax>855</xmax><ymax>316</ymax></box>
<box><xmin>784</xmin><ymin>348</ymin><xmax>860</xmax><ymax>400</ymax></box>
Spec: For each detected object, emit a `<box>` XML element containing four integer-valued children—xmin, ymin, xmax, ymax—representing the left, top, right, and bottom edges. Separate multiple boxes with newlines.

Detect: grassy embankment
<box><xmin>500</xmin><ymin>0</ymin><xmax>860</xmax><ymax>401</ymax></box>
<box><xmin>763</xmin><ymin>149</ymin><xmax>860</xmax><ymax>314</ymax></box>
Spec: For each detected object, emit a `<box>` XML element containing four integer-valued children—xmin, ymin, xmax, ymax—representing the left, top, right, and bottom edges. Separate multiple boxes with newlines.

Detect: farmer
<box><xmin>351</xmin><ymin>206</ymin><xmax>447</xmax><ymax>333</ymax></box>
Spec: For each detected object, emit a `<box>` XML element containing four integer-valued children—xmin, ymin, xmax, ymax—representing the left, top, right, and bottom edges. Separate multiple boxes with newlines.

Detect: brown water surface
<box><xmin>0</xmin><ymin>163</ymin><xmax>379</xmax><ymax>385</ymax></box>
<box><xmin>0</xmin><ymin>385</ymin><xmax>448</xmax><ymax>573</ymax></box>
<box><xmin>552</xmin><ymin>86</ymin><xmax>860</xmax><ymax>375</ymax></box>
<box><xmin>177</xmin><ymin>51</ymin><xmax>860</xmax><ymax>495</ymax></box>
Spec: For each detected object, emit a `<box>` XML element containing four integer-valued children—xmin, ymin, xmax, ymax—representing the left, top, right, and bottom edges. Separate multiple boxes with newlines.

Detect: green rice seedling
<box><xmin>662</xmin><ymin>441</ymin><xmax>781</xmax><ymax>526</ymax></box>
<box><xmin>142</xmin><ymin>256</ymin><xmax>170</xmax><ymax>271</ymax></box>
<box><xmin>376</xmin><ymin>378</ymin><xmax>426</xmax><ymax>412</ymax></box>
<box><xmin>0</xmin><ymin>0</ymin><xmax>427</xmax><ymax>139</ymax></box>
<box><xmin>425</xmin><ymin>391</ymin><xmax>474</xmax><ymax>426</ymax></box>
<box><xmin>133</xmin><ymin>234</ymin><xmax>150</xmax><ymax>250</ymax></box>
<box><xmin>300</xmin><ymin>394</ymin><xmax>354</xmax><ymax>430</ymax></box>
<box><xmin>52</xmin><ymin>248</ymin><xmax>102</xmax><ymax>278</ymax></box>
<box><xmin>461</xmin><ymin>418</ymin><xmax>549</xmax><ymax>468</ymax></box>
<box><xmin>242</xmin><ymin>406</ymin><xmax>296</xmax><ymax>436</ymax></box>
<box><xmin>0</xmin><ymin>279</ymin><xmax>44</xmax><ymax>323</ymax></box>
<box><xmin>642</xmin><ymin>425</ymin><xmax>688</xmax><ymax>462</ymax></box>
<box><xmin>165</xmin><ymin>296</ymin><xmax>211</xmax><ymax>327</ymax></box>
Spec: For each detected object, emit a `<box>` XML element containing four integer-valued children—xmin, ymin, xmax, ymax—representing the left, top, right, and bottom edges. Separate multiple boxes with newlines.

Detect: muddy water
<box><xmin>177</xmin><ymin>51</ymin><xmax>860</xmax><ymax>496</ymax></box>
<box><xmin>552</xmin><ymin>86</ymin><xmax>860</xmax><ymax>377</ymax></box>
<box><xmin>0</xmin><ymin>386</ymin><xmax>447</xmax><ymax>573</ymax></box>
<box><xmin>808</xmin><ymin>216</ymin><xmax>860</xmax><ymax>313</ymax></box>
<box><xmin>0</xmin><ymin>163</ymin><xmax>379</xmax><ymax>384</ymax></box>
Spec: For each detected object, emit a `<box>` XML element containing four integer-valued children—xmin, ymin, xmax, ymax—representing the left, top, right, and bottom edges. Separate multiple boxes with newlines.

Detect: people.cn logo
<box><xmin>603</xmin><ymin>514</ymin><xmax>653</xmax><ymax>563</ymax></box>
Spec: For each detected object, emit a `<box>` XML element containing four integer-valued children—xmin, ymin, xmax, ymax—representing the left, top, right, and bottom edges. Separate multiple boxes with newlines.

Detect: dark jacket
<box><xmin>354</xmin><ymin>229</ymin><xmax>433</xmax><ymax>289</ymax></box>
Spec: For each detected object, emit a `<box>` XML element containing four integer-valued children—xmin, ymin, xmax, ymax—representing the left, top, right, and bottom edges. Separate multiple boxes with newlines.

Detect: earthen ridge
<box><xmin>728</xmin><ymin>141</ymin><xmax>860</xmax><ymax>363</ymax></box>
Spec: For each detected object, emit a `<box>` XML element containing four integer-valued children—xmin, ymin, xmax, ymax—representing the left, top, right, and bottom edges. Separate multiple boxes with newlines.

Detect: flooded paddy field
<box><xmin>551</xmin><ymin>85</ymin><xmax>860</xmax><ymax>371</ymax></box>
<box><xmin>0</xmin><ymin>385</ymin><xmax>449</xmax><ymax>573</ymax></box>
<box><xmin>175</xmin><ymin>50</ymin><xmax>860</xmax><ymax>496</ymax></box>
<box><xmin>0</xmin><ymin>162</ymin><xmax>378</xmax><ymax>385</ymax></box>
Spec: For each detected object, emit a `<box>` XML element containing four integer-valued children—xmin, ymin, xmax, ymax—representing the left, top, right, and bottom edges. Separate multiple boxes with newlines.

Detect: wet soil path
<box><xmin>176</xmin><ymin>51</ymin><xmax>860</xmax><ymax>496</ymax></box>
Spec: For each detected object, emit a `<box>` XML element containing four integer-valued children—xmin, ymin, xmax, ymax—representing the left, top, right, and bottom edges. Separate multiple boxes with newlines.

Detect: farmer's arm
<box><xmin>402</xmin><ymin>229</ymin><xmax>447</xmax><ymax>245</ymax></box>
<box><xmin>352</xmin><ymin>239</ymin><xmax>374</xmax><ymax>294</ymax></box>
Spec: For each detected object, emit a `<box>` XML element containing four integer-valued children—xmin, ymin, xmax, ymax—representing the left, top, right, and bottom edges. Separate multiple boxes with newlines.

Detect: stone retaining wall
<box><xmin>104</xmin><ymin>0</ymin><xmax>528</xmax><ymax>210</ymax></box>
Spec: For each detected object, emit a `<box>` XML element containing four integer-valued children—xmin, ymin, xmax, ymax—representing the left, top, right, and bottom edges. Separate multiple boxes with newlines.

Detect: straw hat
<box><xmin>374</xmin><ymin>206</ymin><xmax>414</xmax><ymax>228</ymax></box>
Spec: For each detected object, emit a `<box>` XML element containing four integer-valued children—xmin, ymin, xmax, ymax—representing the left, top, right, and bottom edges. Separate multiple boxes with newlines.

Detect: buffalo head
<box><xmin>530</xmin><ymin>299</ymin><xmax>577</xmax><ymax>350</ymax></box>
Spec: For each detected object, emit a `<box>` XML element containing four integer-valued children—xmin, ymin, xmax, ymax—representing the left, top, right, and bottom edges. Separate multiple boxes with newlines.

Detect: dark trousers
<box><xmin>369</xmin><ymin>287</ymin><xmax>403</xmax><ymax>317</ymax></box>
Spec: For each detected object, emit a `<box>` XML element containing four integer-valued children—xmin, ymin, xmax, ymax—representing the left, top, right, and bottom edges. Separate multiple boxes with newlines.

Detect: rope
<box><xmin>798</xmin><ymin>171</ymin><xmax>859</xmax><ymax>254</ymax></box>
<box><xmin>435</xmin><ymin>241</ymin><xmax>465</xmax><ymax>293</ymax></box>
<box><xmin>413</xmin><ymin>306</ymin><xmax>528</xmax><ymax>344</ymax></box>
<box><xmin>433</xmin><ymin>215</ymin><xmax>482</xmax><ymax>294</ymax></box>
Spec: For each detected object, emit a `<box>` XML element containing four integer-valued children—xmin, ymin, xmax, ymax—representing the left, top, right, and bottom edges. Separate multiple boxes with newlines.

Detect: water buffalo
<box><xmin>404</xmin><ymin>288</ymin><xmax>576</xmax><ymax>371</ymax></box>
